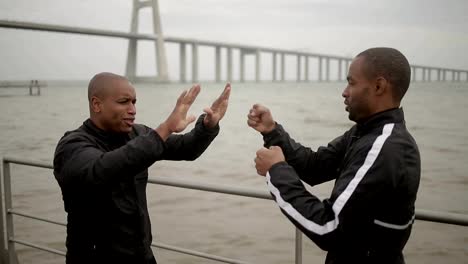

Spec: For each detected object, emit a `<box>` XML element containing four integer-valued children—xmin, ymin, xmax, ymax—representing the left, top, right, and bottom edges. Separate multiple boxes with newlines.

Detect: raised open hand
<box><xmin>203</xmin><ymin>83</ymin><xmax>231</xmax><ymax>128</ymax></box>
<box><xmin>156</xmin><ymin>84</ymin><xmax>201</xmax><ymax>140</ymax></box>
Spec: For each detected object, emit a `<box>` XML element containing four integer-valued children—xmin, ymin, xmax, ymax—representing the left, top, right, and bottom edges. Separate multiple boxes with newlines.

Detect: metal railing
<box><xmin>1</xmin><ymin>156</ymin><xmax>468</xmax><ymax>264</ymax></box>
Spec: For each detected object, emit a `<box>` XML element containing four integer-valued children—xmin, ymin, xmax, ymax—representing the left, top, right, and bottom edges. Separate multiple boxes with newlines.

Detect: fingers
<box><xmin>249</xmin><ymin>103</ymin><xmax>269</xmax><ymax>118</ymax></box>
<box><xmin>221</xmin><ymin>83</ymin><xmax>231</xmax><ymax>101</ymax></box>
<box><xmin>177</xmin><ymin>90</ymin><xmax>188</xmax><ymax>104</ymax></box>
<box><xmin>255</xmin><ymin>148</ymin><xmax>271</xmax><ymax>176</ymax></box>
<box><xmin>247</xmin><ymin>119</ymin><xmax>258</xmax><ymax>128</ymax></box>
<box><xmin>253</xmin><ymin>103</ymin><xmax>269</xmax><ymax>114</ymax></box>
<box><xmin>176</xmin><ymin>84</ymin><xmax>200</xmax><ymax>106</ymax></box>
<box><xmin>212</xmin><ymin>83</ymin><xmax>231</xmax><ymax>108</ymax></box>
<box><xmin>186</xmin><ymin>84</ymin><xmax>201</xmax><ymax>104</ymax></box>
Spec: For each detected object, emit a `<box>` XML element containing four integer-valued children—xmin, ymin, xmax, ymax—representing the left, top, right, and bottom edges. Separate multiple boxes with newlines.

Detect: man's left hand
<box><xmin>203</xmin><ymin>83</ymin><xmax>231</xmax><ymax>128</ymax></box>
<box><xmin>254</xmin><ymin>146</ymin><xmax>285</xmax><ymax>176</ymax></box>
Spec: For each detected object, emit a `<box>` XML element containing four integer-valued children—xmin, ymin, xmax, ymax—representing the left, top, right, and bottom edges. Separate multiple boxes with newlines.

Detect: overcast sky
<box><xmin>0</xmin><ymin>0</ymin><xmax>467</xmax><ymax>80</ymax></box>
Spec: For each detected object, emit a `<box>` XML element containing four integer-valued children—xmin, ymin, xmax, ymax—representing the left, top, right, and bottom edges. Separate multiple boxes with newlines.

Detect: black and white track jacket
<box><xmin>263</xmin><ymin>108</ymin><xmax>420</xmax><ymax>264</ymax></box>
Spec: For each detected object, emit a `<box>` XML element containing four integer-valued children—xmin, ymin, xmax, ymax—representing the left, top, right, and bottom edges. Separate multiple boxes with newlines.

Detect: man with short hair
<box><xmin>54</xmin><ymin>72</ymin><xmax>231</xmax><ymax>264</ymax></box>
<box><xmin>248</xmin><ymin>47</ymin><xmax>420</xmax><ymax>264</ymax></box>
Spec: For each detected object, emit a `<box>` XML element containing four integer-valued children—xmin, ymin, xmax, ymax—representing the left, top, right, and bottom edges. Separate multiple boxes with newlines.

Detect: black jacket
<box><xmin>53</xmin><ymin>115</ymin><xmax>219</xmax><ymax>264</ymax></box>
<box><xmin>263</xmin><ymin>108</ymin><xmax>420</xmax><ymax>264</ymax></box>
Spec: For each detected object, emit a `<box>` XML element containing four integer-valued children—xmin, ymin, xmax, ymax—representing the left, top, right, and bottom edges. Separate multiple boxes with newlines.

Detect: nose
<box><xmin>342</xmin><ymin>86</ymin><xmax>348</xmax><ymax>98</ymax></box>
<box><xmin>128</xmin><ymin>103</ymin><xmax>136</xmax><ymax>115</ymax></box>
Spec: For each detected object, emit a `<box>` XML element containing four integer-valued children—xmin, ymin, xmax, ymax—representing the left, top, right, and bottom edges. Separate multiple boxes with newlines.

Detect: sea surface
<box><xmin>0</xmin><ymin>82</ymin><xmax>467</xmax><ymax>264</ymax></box>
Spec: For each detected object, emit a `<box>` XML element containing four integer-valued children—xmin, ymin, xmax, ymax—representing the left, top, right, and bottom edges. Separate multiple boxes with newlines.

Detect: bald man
<box><xmin>53</xmin><ymin>72</ymin><xmax>231</xmax><ymax>264</ymax></box>
<box><xmin>248</xmin><ymin>48</ymin><xmax>420</xmax><ymax>264</ymax></box>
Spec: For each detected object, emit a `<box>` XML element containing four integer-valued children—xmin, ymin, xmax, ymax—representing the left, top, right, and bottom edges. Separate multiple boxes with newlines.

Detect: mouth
<box><xmin>123</xmin><ymin>118</ymin><xmax>135</xmax><ymax>126</ymax></box>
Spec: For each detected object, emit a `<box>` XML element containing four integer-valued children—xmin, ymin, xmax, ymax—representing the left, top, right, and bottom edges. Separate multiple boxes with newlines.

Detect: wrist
<box><xmin>263</xmin><ymin>122</ymin><xmax>277</xmax><ymax>134</ymax></box>
<box><xmin>155</xmin><ymin>122</ymin><xmax>171</xmax><ymax>141</ymax></box>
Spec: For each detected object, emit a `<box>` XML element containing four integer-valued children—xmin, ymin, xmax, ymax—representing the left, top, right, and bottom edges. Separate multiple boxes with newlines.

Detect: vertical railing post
<box><xmin>28</xmin><ymin>80</ymin><xmax>33</xmax><ymax>96</ymax></box>
<box><xmin>1</xmin><ymin>159</ymin><xmax>18</xmax><ymax>264</ymax></box>
<box><xmin>295</xmin><ymin>228</ymin><xmax>302</xmax><ymax>264</ymax></box>
<box><xmin>0</xmin><ymin>159</ymin><xmax>7</xmax><ymax>264</ymax></box>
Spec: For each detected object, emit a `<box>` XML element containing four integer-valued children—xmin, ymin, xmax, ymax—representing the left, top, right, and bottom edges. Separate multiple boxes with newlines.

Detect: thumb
<box><xmin>203</xmin><ymin>107</ymin><xmax>214</xmax><ymax>116</ymax></box>
<box><xmin>269</xmin><ymin>146</ymin><xmax>281</xmax><ymax>151</ymax></box>
<box><xmin>253</xmin><ymin>104</ymin><xmax>269</xmax><ymax>115</ymax></box>
<box><xmin>186</xmin><ymin>114</ymin><xmax>197</xmax><ymax>125</ymax></box>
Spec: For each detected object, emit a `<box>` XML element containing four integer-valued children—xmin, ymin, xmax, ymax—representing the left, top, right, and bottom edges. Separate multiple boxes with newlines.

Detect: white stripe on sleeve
<box><xmin>266</xmin><ymin>123</ymin><xmax>395</xmax><ymax>235</ymax></box>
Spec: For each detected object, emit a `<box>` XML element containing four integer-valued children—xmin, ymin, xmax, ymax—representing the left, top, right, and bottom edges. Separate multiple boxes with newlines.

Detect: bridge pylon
<box><xmin>126</xmin><ymin>0</ymin><xmax>169</xmax><ymax>82</ymax></box>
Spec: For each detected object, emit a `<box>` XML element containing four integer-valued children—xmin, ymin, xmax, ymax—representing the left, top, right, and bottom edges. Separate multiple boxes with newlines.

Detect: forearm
<box><xmin>163</xmin><ymin>114</ymin><xmax>219</xmax><ymax>160</ymax></box>
<box><xmin>154</xmin><ymin>122</ymin><xmax>172</xmax><ymax>141</ymax></box>
<box><xmin>262</xmin><ymin>124</ymin><xmax>318</xmax><ymax>178</ymax></box>
<box><xmin>267</xmin><ymin>162</ymin><xmax>337</xmax><ymax>250</ymax></box>
<box><xmin>57</xmin><ymin>131</ymin><xmax>165</xmax><ymax>187</ymax></box>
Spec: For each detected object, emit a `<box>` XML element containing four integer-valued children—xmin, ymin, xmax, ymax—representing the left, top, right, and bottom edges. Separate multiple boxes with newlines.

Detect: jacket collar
<box><xmin>356</xmin><ymin>108</ymin><xmax>405</xmax><ymax>133</ymax></box>
<box><xmin>83</xmin><ymin>119</ymin><xmax>131</xmax><ymax>142</ymax></box>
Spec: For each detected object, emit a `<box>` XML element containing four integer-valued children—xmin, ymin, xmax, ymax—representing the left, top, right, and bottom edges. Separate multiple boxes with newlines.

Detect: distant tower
<box><xmin>126</xmin><ymin>0</ymin><xmax>169</xmax><ymax>82</ymax></box>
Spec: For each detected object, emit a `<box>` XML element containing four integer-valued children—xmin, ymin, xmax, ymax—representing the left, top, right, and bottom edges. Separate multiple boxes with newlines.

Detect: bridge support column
<box><xmin>281</xmin><ymin>53</ymin><xmax>285</xmax><ymax>81</ymax></box>
<box><xmin>226</xmin><ymin>47</ymin><xmax>232</xmax><ymax>82</ymax></box>
<box><xmin>192</xmin><ymin>43</ymin><xmax>198</xmax><ymax>83</ymax></box>
<box><xmin>179</xmin><ymin>43</ymin><xmax>186</xmax><ymax>83</ymax></box>
<box><xmin>272</xmin><ymin>52</ymin><xmax>277</xmax><ymax>82</ymax></box>
<box><xmin>215</xmin><ymin>46</ymin><xmax>221</xmax><ymax>82</ymax></box>
<box><xmin>126</xmin><ymin>0</ymin><xmax>169</xmax><ymax>82</ymax></box>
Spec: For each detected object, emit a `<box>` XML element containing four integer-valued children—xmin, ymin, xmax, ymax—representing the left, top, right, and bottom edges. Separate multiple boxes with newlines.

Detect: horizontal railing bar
<box><xmin>8</xmin><ymin>209</ymin><xmax>66</xmax><ymax>226</ymax></box>
<box><xmin>416</xmin><ymin>209</ymin><xmax>468</xmax><ymax>226</ymax></box>
<box><xmin>148</xmin><ymin>177</ymin><xmax>272</xmax><ymax>200</ymax></box>
<box><xmin>152</xmin><ymin>242</ymin><xmax>250</xmax><ymax>264</ymax></box>
<box><xmin>10</xmin><ymin>238</ymin><xmax>66</xmax><ymax>256</ymax></box>
<box><xmin>8</xmin><ymin>209</ymin><xmax>249</xmax><ymax>262</ymax></box>
<box><xmin>3</xmin><ymin>156</ymin><xmax>53</xmax><ymax>169</ymax></box>
<box><xmin>3</xmin><ymin>157</ymin><xmax>468</xmax><ymax>226</ymax></box>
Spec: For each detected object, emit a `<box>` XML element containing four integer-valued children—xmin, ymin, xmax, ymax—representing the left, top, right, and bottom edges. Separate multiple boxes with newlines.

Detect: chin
<box><xmin>123</xmin><ymin>127</ymin><xmax>133</xmax><ymax>133</ymax></box>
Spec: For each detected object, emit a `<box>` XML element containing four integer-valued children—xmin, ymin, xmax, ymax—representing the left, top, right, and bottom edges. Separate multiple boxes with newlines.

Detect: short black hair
<box><xmin>357</xmin><ymin>47</ymin><xmax>411</xmax><ymax>102</ymax></box>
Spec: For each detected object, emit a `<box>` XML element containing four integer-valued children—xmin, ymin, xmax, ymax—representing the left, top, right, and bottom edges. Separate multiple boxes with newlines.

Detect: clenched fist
<box><xmin>254</xmin><ymin>146</ymin><xmax>285</xmax><ymax>176</ymax></box>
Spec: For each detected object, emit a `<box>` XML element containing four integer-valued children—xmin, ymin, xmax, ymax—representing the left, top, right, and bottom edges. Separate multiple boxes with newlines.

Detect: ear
<box><xmin>374</xmin><ymin>77</ymin><xmax>388</xmax><ymax>96</ymax></box>
<box><xmin>91</xmin><ymin>96</ymin><xmax>102</xmax><ymax>113</ymax></box>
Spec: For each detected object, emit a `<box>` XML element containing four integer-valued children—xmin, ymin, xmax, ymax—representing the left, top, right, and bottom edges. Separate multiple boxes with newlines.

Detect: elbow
<box><xmin>185</xmin><ymin>152</ymin><xmax>203</xmax><ymax>161</ymax></box>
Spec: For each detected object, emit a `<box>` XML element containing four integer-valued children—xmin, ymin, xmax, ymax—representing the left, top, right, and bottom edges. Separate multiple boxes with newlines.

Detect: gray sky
<box><xmin>0</xmin><ymin>0</ymin><xmax>467</xmax><ymax>80</ymax></box>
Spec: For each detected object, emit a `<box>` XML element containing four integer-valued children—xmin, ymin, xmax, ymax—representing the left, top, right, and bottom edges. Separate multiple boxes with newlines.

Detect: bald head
<box><xmin>88</xmin><ymin>72</ymin><xmax>130</xmax><ymax>102</ymax></box>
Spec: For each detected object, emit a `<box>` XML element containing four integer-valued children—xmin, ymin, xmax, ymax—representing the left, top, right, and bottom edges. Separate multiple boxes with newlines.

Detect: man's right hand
<box><xmin>247</xmin><ymin>104</ymin><xmax>276</xmax><ymax>134</ymax></box>
<box><xmin>156</xmin><ymin>84</ymin><xmax>201</xmax><ymax>141</ymax></box>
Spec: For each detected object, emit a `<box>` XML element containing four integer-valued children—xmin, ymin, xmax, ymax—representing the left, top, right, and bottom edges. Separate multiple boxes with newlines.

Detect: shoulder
<box><xmin>58</xmin><ymin>127</ymin><xmax>93</xmax><ymax>146</ymax></box>
<box><xmin>131</xmin><ymin>123</ymin><xmax>153</xmax><ymax>137</ymax></box>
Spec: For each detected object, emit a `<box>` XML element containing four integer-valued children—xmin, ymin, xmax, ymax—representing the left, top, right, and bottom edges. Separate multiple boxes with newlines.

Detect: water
<box><xmin>1</xmin><ymin>82</ymin><xmax>467</xmax><ymax>264</ymax></box>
